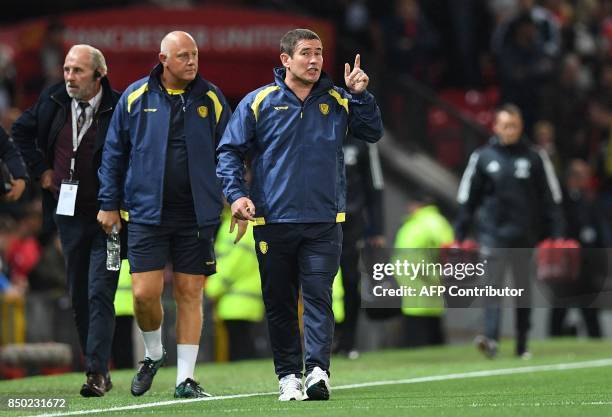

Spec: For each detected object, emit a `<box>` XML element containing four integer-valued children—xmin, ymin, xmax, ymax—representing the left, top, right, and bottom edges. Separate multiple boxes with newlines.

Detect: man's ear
<box><xmin>280</xmin><ymin>53</ymin><xmax>291</xmax><ymax>69</ymax></box>
<box><xmin>159</xmin><ymin>53</ymin><xmax>167</xmax><ymax>66</ymax></box>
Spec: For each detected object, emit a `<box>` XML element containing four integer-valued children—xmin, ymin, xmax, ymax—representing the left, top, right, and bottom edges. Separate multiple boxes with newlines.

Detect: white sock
<box><xmin>140</xmin><ymin>327</ymin><xmax>163</xmax><ymax>361</ymax></box>
<box><xmin>176</xmin><ymin>344</ymin><xmax>199</xmax><ymax>386</ymax></box>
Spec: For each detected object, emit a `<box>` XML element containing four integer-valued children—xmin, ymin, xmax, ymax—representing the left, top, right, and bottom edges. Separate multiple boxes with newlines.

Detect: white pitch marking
<box><xmin>21</xmin><ymin>358</ymin><xmax>612</xmax><ymax>417</ymax></box>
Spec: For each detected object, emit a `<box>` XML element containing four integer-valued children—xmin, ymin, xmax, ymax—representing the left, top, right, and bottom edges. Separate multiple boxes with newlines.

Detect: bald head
<box><xmin>160</xmin><ymin>31</ymin><xmax>197</xmax><ymax>56</ymax></box>
<box><xmin>159</xmin><ymin>31</ymin><xmax>199</xmax><ymax>89</ymax></box>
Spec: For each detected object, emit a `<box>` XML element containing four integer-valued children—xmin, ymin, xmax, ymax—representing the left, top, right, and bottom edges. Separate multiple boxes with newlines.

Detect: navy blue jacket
<box><xmin>216</xmin><ymin>67</ymin><xmax>383</xmax><ymax>224</ymax></box>
<box><xmin>98</xmin><ymin>65</ymin><xmax>231</xmax><ymax>228</ymax></box>
<box><xmin>12</xmin><ymin>78</ymin><xmax>120</xmax><ymax>231</ymax></box>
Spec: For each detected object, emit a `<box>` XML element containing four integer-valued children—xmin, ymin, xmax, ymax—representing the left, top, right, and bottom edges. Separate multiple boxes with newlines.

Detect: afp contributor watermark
<box><xmin>360</xmin><ymin>247</ymin><xmax>612</xmax><ymax>309</ymax></box>
<box><xmin>371</xmin><ymin>283</ymin><xmax>525</xmax><ymax>297</ymax></box>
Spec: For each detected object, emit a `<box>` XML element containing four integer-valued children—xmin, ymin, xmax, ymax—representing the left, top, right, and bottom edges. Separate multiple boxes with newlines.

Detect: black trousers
<box><xmin>336</xmin><ymin>217</ymin><xmax>362</xmax><ymax>352</ymax></box>
<box><xmin>55</xmin><ymin>214</ymin><xmax>119</xmax><ymax>375</ymax></box>
<box><xmin>550</xmin><ymin>308</ymin><xmax>602</xmax><ymax>338</ymax></box>
<box><xmin>254</xmin><ymin>223</ymin><xmax>342</xmax><ymax>379</ymax></box>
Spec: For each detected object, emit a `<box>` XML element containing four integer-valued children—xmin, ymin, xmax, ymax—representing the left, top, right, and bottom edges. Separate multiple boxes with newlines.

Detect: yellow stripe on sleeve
<box><xmin>127</xmin><ymin>82</ymin><xmax>148</xmax><ymax>113</ymax></box>
<box><xmin>328</xmin><ymin>89</ymin><xmax>349</xmax><ymax>114</ymax></box>
<box><xmin>250</xmin><ymin>86</ymin><xmax>280</xmax><ymax>121</ymax></box>
<box><xmin>206</xmin><ymin>91</ymin><xmax>223</xmax><ymax>124</ymax></box>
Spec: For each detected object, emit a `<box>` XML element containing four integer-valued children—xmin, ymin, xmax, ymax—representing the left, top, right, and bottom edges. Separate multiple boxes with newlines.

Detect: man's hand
<box><xmin>229</xmin><ymin>216</ymin><xmax>248</xmax><ymax>244</ymax></box>
<box><xmin>344</xmin><ymin>54</ymin><xmax>369</xmax><ymax>94</ymax></box>
<box><xmin>231</xmin><ymin>197</ymin><xmax>256</xmax><ymax>221</ymax></box>
<box><xmin>40</xmin><ymin>169</ymin><xmax>57</xmax><ymax>193</ymax></box>
<box><xmin>4</xmin><ymin>178</ymin><xmax>26</xmax><ymax>202</ymax></box>
<box><xmin>97</xmin><ymin>209</ymin><xmax>121</xmax><ymax>234</ymax></box>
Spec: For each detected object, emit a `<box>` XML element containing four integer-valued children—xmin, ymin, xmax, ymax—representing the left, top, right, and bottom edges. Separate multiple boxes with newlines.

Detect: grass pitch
<box><xmin>1</xmin><ymin>338</ymin><xmax>611</xmax><ymax>417</ymax></box>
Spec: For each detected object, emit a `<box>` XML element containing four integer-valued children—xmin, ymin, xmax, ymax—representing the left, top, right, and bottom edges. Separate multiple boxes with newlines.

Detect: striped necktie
<box><xmin>77</xmin><ymin>102</ymin><xmax>89</xmax><ymax>135</ymax></box>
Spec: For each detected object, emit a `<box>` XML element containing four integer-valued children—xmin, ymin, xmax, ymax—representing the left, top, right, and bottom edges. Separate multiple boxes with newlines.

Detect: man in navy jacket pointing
<box><xmin>216</xmin><ymin>28</ymin><xmax>383</xmax><ymax>401</ymax></box>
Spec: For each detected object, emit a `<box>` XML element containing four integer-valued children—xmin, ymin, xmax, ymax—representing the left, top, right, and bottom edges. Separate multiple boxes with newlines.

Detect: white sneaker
<box><xmin>304</xmin><ymin>366</ymin><xmax>330</xmax><ymax>401</ymax></box>
<box><xmin>278</xmin><ymin>374</ymin><xmax>303</xmax><ymax>401</ymax></box>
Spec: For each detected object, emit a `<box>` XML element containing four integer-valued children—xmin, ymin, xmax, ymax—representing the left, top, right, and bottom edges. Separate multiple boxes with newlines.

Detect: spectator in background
<box><xmin>446</xmin><ymin>0</ymin><xmax>490</xmax><ymax>88</ymax></box>
<box><xmin>206</xmin><ymin>207</ymin><xmax>264</xmax><ymax>361</ymax></box>
<box><xmin>375</xmin><ymin>0</ymin><xmax>439</xmax><ymax>150</ymax></box>
<box><xmin>587</xmin><ymin>59</ymin><xmax>612</xmax><ymax>148</ymax></box>
<box><xmin>550</xmin><ymin>159</ymin><xmax>609</xmax><ymax>338</ymax></box>
<box><xmin>586</xmin><ymin>61</ymin><xmax>612</xmax><ymax>233</ymax></box>
<box><xmin>394</xmin><ymin>192</ymin><xmax>454</xmax><ymax>347</ymax></box>
<box><xmin>0</xmin><ymin>126</ymin><xmax>28</xmax><ymax>202</ymax></box>
<box><xmin>343</xmin><ymin>0</ymin><xmax>373</xmax><ymax>48</ymax></box>
<box><xmin>378</xmin><ymin>0</ymin><xmax>440</xmax><ymax>83</ymax></box>
<box><xmin>0</xmin><ymin>44</ymin><xmax>17</xmax><ymax>117</ymax></box>
<box><xmin>0</xmin><ymin>266</ymin><xmax>13</xmax><ymax>294</ymax></box>
<box><xmin>12</xmin><ymin>44</ymin><xmax>121</xmax><ymax>397</ymax></box>
<box><xmin>40</xmin><ymin>21</ymin><xmax>66</xmax><ymax>89</ymax></box>
<box><xmin>598</xmin><ymin>0</ymin><xmax>612</xmax><ymax>58</ymax></box>
<box><xmin>26</xmin><ymin>232</ymin><xmax>65</xmax><ymax>343</ymax></box>
<box><xmin>333</xmin><ymin>136</ymin><xmax>385</xmax><ymax>359</ymax></box>
<box><xmin>567</xmin><ymin>0</ymin><xmax>600</xmax><ymax>63</ymax></box>
<box><xmin>15</xmin><ymin>21</ymin><xmax>66</xmax><ymax>109</ymax></box>
<box><xmin>455</xmin><ymin>104</ymin><xmax>564</xmax><ymax>359</ymax></box>
<box><xmin>533</xmin><ymin>120</ymin><xmax>562</xmax><ymax>176</ymax></box>
<box><xmin>492</xmin><ymin>0</ymin><xmax>562</xmax><ymax>59</ymax></box>
<box><xmin>488</xmin><ymin>0</ymin><xmax>521</xmax><ymax>24</ymax></box>
<box><xmin>495</xmin><ymin>12</ymin><xmax>557</xmax><ymax>131</ymax></box>
<box><xmin>337</xmin><ymin>0</ymin><xmax>378</xmax><ymax>86</ymax></box>
<box><xmin>538</xmin><ymin>53</ymin><xmax>589</xmax><ymax>162</ymax></box>
<box><xmin>0</xmin><ymin>216</ymin><xmax>21</xmax><ymax>297</ymax></box>
<box><xmin>541</xmin><ymin>0</ymin><xmax>574</xmax><ymax>38</ymax></box>
<box><xmin>6</xmin><ymin>203</ymin><xmax>42</xmax><ymax>290</ymax></box>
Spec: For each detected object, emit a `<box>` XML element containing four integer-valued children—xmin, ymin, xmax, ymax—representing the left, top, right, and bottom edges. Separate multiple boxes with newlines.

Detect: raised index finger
<box><xmin>354</xmin><ymin>54</ymin><xmax>361</xmax><ymax>69</ymax></box>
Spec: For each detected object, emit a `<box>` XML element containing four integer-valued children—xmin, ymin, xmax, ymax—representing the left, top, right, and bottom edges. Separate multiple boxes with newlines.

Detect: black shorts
<box><xmin>127</xmin><ymin>222</ymin><xmax>216</xmax><ymax>276</ymax></box>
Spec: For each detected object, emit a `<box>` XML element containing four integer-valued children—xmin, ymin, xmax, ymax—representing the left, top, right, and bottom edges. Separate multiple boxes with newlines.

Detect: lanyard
<box><xmin>69</xmin><ymin>102</ymin><xmax>94</xmax><ymax>180</ymax></box>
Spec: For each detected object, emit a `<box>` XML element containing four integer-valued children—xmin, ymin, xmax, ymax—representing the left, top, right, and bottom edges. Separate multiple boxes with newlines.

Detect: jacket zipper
<box><xmin>181</xmin><ymin>90</ymin><xmax>208</xmax><ymax>224</ymax></box>
<box><xmin>282</xmin><ymin>87</ymin><xmax>329</xmax><ymax>217</ymax></box>
<box><xmin>179</xmin><ymin>93</ymin><xmax>186</xmax><ymax>112</ymax></box>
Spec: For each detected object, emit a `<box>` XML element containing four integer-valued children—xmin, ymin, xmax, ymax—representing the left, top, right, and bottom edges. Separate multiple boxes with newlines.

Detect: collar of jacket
<box><xmin>49</xmin><ymin>76</ymin><xmax>116</xmax><ymax>114</ymax></box>
<box><xmin>147</xmin><ymin>63</ymin><xmax>210</xmax><ymax>99</ymax></box>
<box><xmin>273</xmin><ymin>67</ymin><xmax>334</xmax><ymax>100</ymax></box>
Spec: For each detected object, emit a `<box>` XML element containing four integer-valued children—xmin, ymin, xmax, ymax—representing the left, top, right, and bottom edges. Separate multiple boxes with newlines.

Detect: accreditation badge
<box><xmin>56</xmin><ymin>180</ymin><xmax>79</xmax><ymax>216</ymax></box>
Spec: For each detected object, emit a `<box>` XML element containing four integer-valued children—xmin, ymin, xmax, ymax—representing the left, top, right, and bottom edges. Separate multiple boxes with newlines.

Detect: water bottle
<box><xmin>106</xmin><ymin>224</ymin><xmax>121</xmax><ymax>271</ymax></box>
